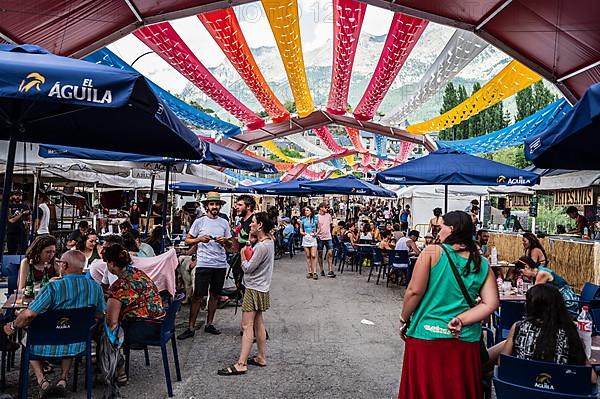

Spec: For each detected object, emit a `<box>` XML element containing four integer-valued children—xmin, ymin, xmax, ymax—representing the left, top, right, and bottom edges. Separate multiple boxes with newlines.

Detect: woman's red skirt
<box><xmin>398</xmin><ymin>337</ymin><xmax>482</xmax><ymax>399</ymax></box>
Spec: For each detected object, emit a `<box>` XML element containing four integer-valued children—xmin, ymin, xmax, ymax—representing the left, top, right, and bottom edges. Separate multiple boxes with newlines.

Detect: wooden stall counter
<box><xmin>488</xmin><ymin>231</ymin><xmax>598</xmax><ymax>292</ymax></box>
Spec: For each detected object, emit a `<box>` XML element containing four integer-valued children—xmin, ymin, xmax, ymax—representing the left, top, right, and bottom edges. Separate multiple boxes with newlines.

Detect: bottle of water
<box><xmin>490</xmin><ymin>246</ymin><xmax>498</xmax><ymax>265</ymax></box>
<box><xmin>516</xmin><ymin>274</ymin><xmax>524</xmax><ymax>295</ymax></box>
<box><xmin>577</xmin><ymin>306</ymin><xmax>593</xmax><ymax>358</ymax></box>
<box><xmin>496</xmin><ymin>275</ymin><xmax>504</xmax><ymax>294</ymax></box>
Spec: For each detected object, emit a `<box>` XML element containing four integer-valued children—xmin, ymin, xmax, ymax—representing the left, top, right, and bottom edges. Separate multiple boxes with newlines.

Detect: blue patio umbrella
<box><xmin>525</xmin><ymin>83</ymin><xmax>600</xmax><ymax>169</ymax></box>
<box><xmin>253</xmin><ymin>178</ymin><xmax>310</xmax><ymax>195</ymax></box>
<box><xmin>376</xmin><ymin>148</ymin><xmax>539</xmax><ymax>211</ymax></box>
<box><xmin>300</xmin><ymin>175</ymin><xmax>397</xmax><ymax>198</ymax></box>
<box><xmin>170</xmin><ymin>182</ymin><xmax>254</xmax><ymax>193</ymax></box>
<box><xmin>0</xmin><ymin>44</ymin><xmax>205</xmax><ymax>257</ymax></box>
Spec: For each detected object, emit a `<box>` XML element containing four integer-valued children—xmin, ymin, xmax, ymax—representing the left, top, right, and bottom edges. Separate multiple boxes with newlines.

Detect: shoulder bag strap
<box><xmin>442</xmin><ymin>245</ymin><xmax>475</xmax><ymax>308</ymax></box>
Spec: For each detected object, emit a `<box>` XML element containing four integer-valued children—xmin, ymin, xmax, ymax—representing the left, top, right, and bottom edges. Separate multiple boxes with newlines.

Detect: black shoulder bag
<box><xmin>441</xmin><ymin>245</ymin><xmax>490</xmax><ymax>364</ymax></box>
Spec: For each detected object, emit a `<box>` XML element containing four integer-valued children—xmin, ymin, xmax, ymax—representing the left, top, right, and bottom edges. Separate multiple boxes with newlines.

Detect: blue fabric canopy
<box><xmin>169</xmin><ymin>182</ymin><xmax>254</xmax><ymax>193</ymax></box>
<box><xmin>85</xmin><ymin>48</ymin><xmax>242</xmax><ymax>138</ymax></box>
<box><xmin>525</xmin><ymin>83</ymin><xmax>600</xmax><ymax>169</ymax></box>
<box><xmin>300</xmin><ymin>175</ymin><xmax>396</xmax><ymax>197</ymax></box>
<box><xmin>376</xmin><ymin>148</ymin><xmax>540</xmax><ymax>186</ymax></box>
<box><xmin>439</xmin><ymin>99</ymin><xmax>571</xmax><ymax>155</ymax></box>
<box><xmin>40</xmin><ymin>141</ymin><xmax>276</xmax><ymax>173</ymax></box>
<box><xmin>253</xmin><ymin>178</ymin><xmax>310</xmax><ymax>195</ymax></box>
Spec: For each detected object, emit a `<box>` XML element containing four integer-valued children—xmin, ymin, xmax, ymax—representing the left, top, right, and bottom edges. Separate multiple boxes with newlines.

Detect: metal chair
<box><xmin>19</xmin><ymin>306</ymin><xmax>97</xmax><ymax>399</ymax></box>
<box><xmin>493</xmin><ymin>354</ymin><xmax>597</xmax><ymax>398</ymax></box>
<box><xmin>123</xmin><ymin>293</ymin><xmax>184</xmax><ymax>397</ymax></box>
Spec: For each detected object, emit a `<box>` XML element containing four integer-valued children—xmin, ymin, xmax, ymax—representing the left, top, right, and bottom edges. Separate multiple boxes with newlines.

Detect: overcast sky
<box><xmin>108</xmin><ymin>1</ymin><xmax>401</xmax><ymax>92</ymax></box>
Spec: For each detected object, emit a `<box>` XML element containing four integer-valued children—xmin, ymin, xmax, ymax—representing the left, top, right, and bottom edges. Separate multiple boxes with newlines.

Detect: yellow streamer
<box><xmin>262</xmin><ymin>0</ymin><xmax>314</xmax><ymax>117</ymax></box>
<box><xmin>406</xmin><ymin>60</ymin><xmax>541</xmax><ymax>134</ymax></box>
<box><xmin>260</xmin><ymin>140</ymin><xmax>314</xmax><ymax>164</ymax></box>
<box><xmin>344</xmin><ymin>155</ymin><xmax>356</xmax><ymax>167</ymax></box>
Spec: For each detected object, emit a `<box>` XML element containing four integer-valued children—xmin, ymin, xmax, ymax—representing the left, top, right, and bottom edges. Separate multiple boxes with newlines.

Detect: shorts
<box><xmin>400</xmin><ymin>222</ymin><xmax>409</xmax><ymax>231</ymax></box>
<box><xmin>317</xmin><ymin>239</ymin><xmax>334</xmax><ymax>251</ymax></box>
<box><xmin>193</xmin><ymin>267</ymin><xmax>227</xmax><ymax>298</ymax></box>
<box><xmin>302</xmin><ymin>235</ymin><xmax>317</xmax><ymax>247</ymax></box>
<box><xmin>241</xmin><ymin>288</ymin><xmax>270</xmax><ymax>312</ymax></box>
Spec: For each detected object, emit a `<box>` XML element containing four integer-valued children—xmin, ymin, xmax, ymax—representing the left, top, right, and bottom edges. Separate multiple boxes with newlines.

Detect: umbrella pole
<box><xmin>444</xmin><ymin>184</ymin><xmax>448</xmax><ymax>214</ymax></box>
<box><xmin>160</xmin><ymin>167</ymin><xmax>170</xmax><ymax>254</ymax></box>
<box><xmin>0</xmin><ymin>133</ymin><xmax>18</xmax><ymax>261</ymax></box>
<box><xmin>30</xmin><ymin>167</ymin><xmax>41</xmax><ymax>242</ymax></box>
<box><xmin>144</xmin><ymin>173</ymin><xmax>156</xmax><ymax>236</ymax></box>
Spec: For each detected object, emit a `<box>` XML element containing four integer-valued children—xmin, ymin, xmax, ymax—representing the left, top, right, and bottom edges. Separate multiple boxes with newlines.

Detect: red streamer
<box><xmin>353</xmin><ymin>13</ymin><xmax>428</xmax><ymax>121</ymax></box>
<box><xmin>313</xmin><ymin>126</ymin><xmax>346</xmax><ymax>153</ymax></box>
<box><xmin>134</xmin><ymin>23</ymin><xmax>265</xmax><ymax>130</ymax></box>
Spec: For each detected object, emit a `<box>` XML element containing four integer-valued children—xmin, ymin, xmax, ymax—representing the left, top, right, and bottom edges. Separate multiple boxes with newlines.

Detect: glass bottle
<box><xmin>24</xmin><ymin>266</ymin><xmax>35</xmax><ymax>298</ymax></box>
<box><xmin>41</xmin><ymin>265</ymin><xmax>50</xmax><ymax>288</ymax></box>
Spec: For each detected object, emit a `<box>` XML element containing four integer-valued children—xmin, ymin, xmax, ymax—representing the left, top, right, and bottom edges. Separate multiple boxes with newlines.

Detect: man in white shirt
<box><xmin>178</xmin><ymin>192</ymin><xmax>232</xmax><ymax>340</ymax></box>
<box><xmin>35</xmin><ymin>192</ymin><xmax>51</xmax><ymax>235</ymax></box>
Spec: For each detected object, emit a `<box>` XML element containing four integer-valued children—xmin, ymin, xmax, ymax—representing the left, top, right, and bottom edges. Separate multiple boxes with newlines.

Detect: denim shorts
<box><xmin>317</xmin><ymin>239</ymin><xmax>334</xmax><ymax>251</ymax></box>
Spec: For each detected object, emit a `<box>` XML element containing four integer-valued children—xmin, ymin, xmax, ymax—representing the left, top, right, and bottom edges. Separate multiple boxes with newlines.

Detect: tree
<box><xmin>256</xmin><ymin>110</ymin><xmax>269</xmax><ymax>119</ymax></box>
<box><xmin>515</xmin><ymin>82</ymin><xmax>557</xmax><ymax>122</ymax></box>
<box><xmin>438</xmin><ymin>83</ymin><xmax>459</xmax><ymax>140</ymax></box>
<box><xmin>283</xmin><ymin>100</ymin><xmax>296</xmax><ymax>114</ymax></box>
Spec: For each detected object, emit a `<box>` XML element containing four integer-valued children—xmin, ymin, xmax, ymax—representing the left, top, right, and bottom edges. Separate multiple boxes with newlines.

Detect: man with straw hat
<box><xmin>178</xmin><ymin>192</ymin><xmax>232</xmax><ymax>339</ymax></box>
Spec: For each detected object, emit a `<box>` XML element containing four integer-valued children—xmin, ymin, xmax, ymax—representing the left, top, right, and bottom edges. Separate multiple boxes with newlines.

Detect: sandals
<box><xmin>37</xmin><ymin>377</ymin><xmax>51</xmax><ymax>399</ymax></box>
<box><xmin>54</xmin><ymin>378</ymin><xmax>68</xmax><ymax>397</ymax></box>
<box><xmin>306</xmin><ymin>273</ymin><xmax>312</xmax><ymax>279</ymax></box>
<box><xmin>217</xmin><ymin>363</ymin><xmax>247</xmax><ymax>376</ymax></box>
<box><xmin>247</xmin><ymin>357</ymin><xmax>267</xmax><ymax>367</ymax></box>
<box><xmin>117</xmin><ymin>371</ymin><xmax>128</xmax><ymax>386</ymax></box>
<box><xmin>313</xmin><ymin>273</ymin><xmax>318</xmax><ymax>280</ymax></box>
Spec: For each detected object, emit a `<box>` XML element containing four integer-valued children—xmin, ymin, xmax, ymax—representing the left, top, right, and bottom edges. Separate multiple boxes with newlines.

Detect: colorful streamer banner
<box><xmin>134</xmin><ymin>23</ymin><xmax>265</xmax><ymax>130</ymax></box>
<box><xmin>394</xmin><ymin>141</ymin><xmax>415</xmax><ymax>164</ymax></box>
<box><xmin>361</xmin><ymin>152</ymin><xmax>372</xmax><ymax>167</ymax></box>
<box><xmin>346</xmin><ymin>127</ymin><xmax>368</xmax><ymax>153</ymax></box>
<box><xmin>85</xmin><ymin>48</ymin><xmax>242</xmax><ymax>137</ymax></box>
<box><xmin>286</xmin><ymin>133</ymin><xmax>331</xmax><ymax>157</ymax></box>
<box><xmin>260</xmin><ymin>140</ymin><xmax>314</xmax><ymax>163</ymax></box>
<box><xmin>331</xmin><ymin>158</ymin><xmax>346</xmax><ymax>169</ymax></box>
<box><xmin>262</xmin><ymin>0</ymin><xmax>314</xmax><ymax>118</ymax></box>
<box><xmin>225</xmin><ymin>170</ymin><xmax>280</xmax><ymax>183</ymax></box>
<box><xmin>406</xmin><ymin>60</ymin><xmax>542</xmax><ymax>134</ymax></box>
<box><xmin>384</xmin><ymin>30</ymin><xmax>488</xmax><ymax>127</ymax></box>
<box><xmin>344</xmin><ymin>154</ymin><xmax>356</xmax><ymax>167</ymax></box>
<box><xmin>374</xmin><ymin>134</ymin><xmax>388</xmax><ymax>159</ymax></box>
<box><xmin>374</xmin><ymin>158</ymin><xmax>386</xmax><ymax>170</ymax></box>
<box><xmin>437</xmin><ymin>99</ymin><xmax>571</xmax><ymax>155</ymax></box>
<box><xmin>243</xmin><ymin>150</ymin><xmax>293</xmax><ymax>171</ymax></box>
<box><xmin>353</xmin><ymin>13</ymin><xmax>428</xmax><ymax>121</ymax></box>
<box><xmin>199</xmin><ymin>9</ymin><xmax>289</xmax><ymax>123</ymax></box>
<box><xmin>326</xmin><ymin>0</ymin><xmax>366</xmax><ymax>115</ymax></box>
<box><xmin>313</xmin><ymin>126</ymin><xmax>347</xmax><ymax>153</ymax></box>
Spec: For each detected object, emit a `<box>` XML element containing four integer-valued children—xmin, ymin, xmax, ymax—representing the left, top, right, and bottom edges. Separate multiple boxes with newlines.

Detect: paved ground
<box><xmin>4</xmin><ymin>254</ymin><xmax>407</xmax><ymax>398</ymax></box>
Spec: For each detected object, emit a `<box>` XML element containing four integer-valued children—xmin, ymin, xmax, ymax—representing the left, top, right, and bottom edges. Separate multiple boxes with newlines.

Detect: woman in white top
<box><xmin>218</xmin><ymin>212</ymin><xmax>275</xmax><ymax>376</ymax></box>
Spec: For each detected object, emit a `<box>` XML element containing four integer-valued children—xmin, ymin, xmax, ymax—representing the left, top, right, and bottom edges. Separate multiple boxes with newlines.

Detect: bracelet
<box><xmin>455</xmin><ymin>317</ymin><xmax>464</xmax><ymax>327</ymax></box>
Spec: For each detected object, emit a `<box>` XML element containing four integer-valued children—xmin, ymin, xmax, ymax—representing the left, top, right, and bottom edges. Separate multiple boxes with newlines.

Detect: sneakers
<box><xmin>320</xmin><ymin>271</ymin><xmax>325</xmax><ymax>277</ymax></box>
<box><xmin>177</xmin><ymin>328</ymin><xmax>195</xmax><ymax>340</ymax></box>
<box><xmin>327</xmin><ymin>271</ymin><xmax>336</xmax><ymax>278</ymax></box>
<box><xmin>205</xmin><ymin>324</ymin><xmax>222</xmax><ymax>335</ymax></box>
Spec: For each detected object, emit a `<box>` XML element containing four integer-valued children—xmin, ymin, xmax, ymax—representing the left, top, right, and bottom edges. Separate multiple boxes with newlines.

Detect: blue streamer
<box><xmin>224</xmin><ymin>170</ymin><xmax>280</xmax><ymax>183</ymax></box>
<box><xmin>374</xmin><ymin>134</ymin><xmax>388</xmax><ymax>159</ymax></box>
<box><xmin>84</xmin><ymin>48</ymin><xmax>242</xmax><ymax>138</ymax></box>
<box><xmin>438</xmin><ymin>99</ymin><xmax>571</xmax><ymax>155</ymax></box>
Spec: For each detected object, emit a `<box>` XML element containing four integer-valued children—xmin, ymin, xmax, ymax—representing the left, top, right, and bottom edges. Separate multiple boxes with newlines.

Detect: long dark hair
<box><xmin>103</xmin><ymin>243</ymin><xmax>132</xmax><ymax>269</ymax></box>
<box><xmin>441</xmin><ymin>211</ymin><xmax>482</xmax><ymax>273</ymax></box>
<box><xmin>76</xmin><ymin>231</ymin><xmax>97</xmax><ymax>251</ymax></box>
<box><xmin>524</xmin><ymin>284</ymin><xmax>586</xmax><ymax>364</ymax></box>
<box><xmin>254</xmin><ymin>211</ymin><xmax>275</xmax><ymax>234</ymax></box>
<box><xmin>522</xmin><ymin>232</ymin><xmax>548</xmax><ymax>261</ymax></box>
<box><xmin>303</xmin><ymin>206</ymin><xmax>315</xmax><ymax>223</ymax></box>
<box><xmin>25</xmin><ymin>235</ymin><xmax>57</xmax><ymax>265</ymax></box>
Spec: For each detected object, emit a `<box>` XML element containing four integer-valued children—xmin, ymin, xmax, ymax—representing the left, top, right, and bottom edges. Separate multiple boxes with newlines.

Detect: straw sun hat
<box><xmin>201</xmin><ymin>191</ymin><xmax>226</xmax><ymax>206</ymax></box>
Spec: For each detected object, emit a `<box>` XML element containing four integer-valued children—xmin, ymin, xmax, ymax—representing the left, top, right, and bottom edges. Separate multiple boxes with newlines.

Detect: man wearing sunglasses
<box><xmin>178</xmin><ymin>192</ymin><xmax>232</xmax><ymax>340</ymax></box>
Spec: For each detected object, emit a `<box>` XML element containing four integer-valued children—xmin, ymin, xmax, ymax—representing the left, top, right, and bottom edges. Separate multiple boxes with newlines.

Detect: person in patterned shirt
<box><xmin>104</xmin><ymin>244</ymin><xmax>165</xmax><ymax>344</ymax></box>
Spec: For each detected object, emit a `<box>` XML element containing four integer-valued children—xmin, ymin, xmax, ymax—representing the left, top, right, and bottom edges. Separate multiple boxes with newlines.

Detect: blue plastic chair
<box><xmin>572</xmin><ymin>283</ymin><xmax>600</xmax><ymax>312</ymax></box>
<box><xmin>0</xmin><ymin>255</ymin><xmax>23</xmax><ymax>290</ymax></box>
<box><xmin>588</xmin><ymin>299</ymin><xmax>600</xmax><ymax>335</ymax></box>
<box><xmin>387</xmin><ymin>250</ymin><xmax>409</xmax><ymax>287</ymax></box>
<box><xmin>339</xmin><ymin>242</ymin><xmax>356</xmax><ymax>273</ymax></box>
<box><xmin>123</xmin><ymin>293</ymin><xmax>184</xmax><ymax>397</ymax></box>
<box><xmin>494</xmin><ymin>354</ymin><xmax>597</xmax><ymax>398</ymax></box>
<box><xmin>19</xmin><ymin>306</ymin><xmax>97</xmax><ymax>399</ymax></box>
<box><xmin>367</xmin><ymin>247</ymin><xmax>387</xmax><ymax>285</ymax></box>
<box><xmin>331</xmin><ymin>236</ymin><xmax>341</xmax><ymax>267</ymax></box>
<box><xmin>494</xmin><ymin>301</ymin><xmax>525</xmax><ymax>343</ymax></box>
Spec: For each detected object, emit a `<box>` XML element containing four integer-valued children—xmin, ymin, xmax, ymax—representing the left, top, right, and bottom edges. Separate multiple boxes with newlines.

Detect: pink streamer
<box><xmin>313</xmin><ymin>126</ymin><xmax>346</xmax><ymax>153</ymax></box>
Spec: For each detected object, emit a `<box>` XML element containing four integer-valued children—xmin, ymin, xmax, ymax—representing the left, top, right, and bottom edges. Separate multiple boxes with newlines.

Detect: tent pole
<box><xmin>92</xmin><ymin>183</ymin><xmax>97</xmax><ymax>231</ymax></box>
<box><xmin>444</xmin><ymin>184</ymin><xmax>448</xmax><ymax>214</ymax></box>
<box><xmin>144</xmin><ymin>173</ymin><xmax>156</xmax><ymax>236</ymax></box>
<box><xmin>30</xmin><ymin>167</ymin><xmax>41</xmax><ymax>242</ymax></box>
<box><xmin>0</xmin><ymin>132</ymin><xmax>18</xmax><ymax>261</ymax></box>
<box><xmin>160</xmin><ymin>167</ymin><xmax>170</xmax><ymax>253</ymax></box>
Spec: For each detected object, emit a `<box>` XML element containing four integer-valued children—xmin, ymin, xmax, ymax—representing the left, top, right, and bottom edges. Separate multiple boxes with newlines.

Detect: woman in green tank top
<box><xmin>398</xmin><ymin>211</ymin><xmax>499</xmax><ymax>399</ymax></box>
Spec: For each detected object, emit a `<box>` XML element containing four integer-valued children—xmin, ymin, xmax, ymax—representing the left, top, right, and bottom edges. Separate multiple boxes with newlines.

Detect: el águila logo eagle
<box><xmin>19</xmin><ymin>72</ymin><xmax>45</xmax><ymax>93</ymax></box>
<box><xmin>534</xmin><ymin>373</ymin><xmax>554</xmax><ymax>390</ymax></box>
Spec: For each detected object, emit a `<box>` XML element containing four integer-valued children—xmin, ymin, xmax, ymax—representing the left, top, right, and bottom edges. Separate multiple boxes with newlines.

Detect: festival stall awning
<box><xmin>253</xmin><ymin>178</ymin><xmax>311</xmax><ymax>195</ymax></box>
<box><xmin>525</xmin><ymin>83</ymin><xmax>600</xmax><ymax>170</ymax></box>
<box><xmin>300</xmin><ymin>175</ymin><xmax>396</xmax><ymax>197</ymax></box>
<box><xmin>169</xmin><ymin>182</ymin><xmax>254</xmax><ymax>193</ymax></box>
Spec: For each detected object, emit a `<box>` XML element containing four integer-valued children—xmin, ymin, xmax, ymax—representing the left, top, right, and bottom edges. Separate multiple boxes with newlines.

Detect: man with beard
<box><xmin>7</xmin><ymin>190</ymin><xmax>30</xmax><ymax>254</ymax></box>
<box><xmin>235</xmin><ymin>194</ymin><xmax>256</xmax><ymax>248</ymax></box>
<box><xmin>178</xmin><ymin>192</ymin><xmax>232</xmax><ymax>339</ymax></box>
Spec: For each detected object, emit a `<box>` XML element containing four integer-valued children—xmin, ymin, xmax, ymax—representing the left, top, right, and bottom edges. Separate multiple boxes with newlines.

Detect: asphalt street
<box><xmin>5</xmin><ymin>253</ymin><xmax>407</xmax><ymax>398</ymax></box>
